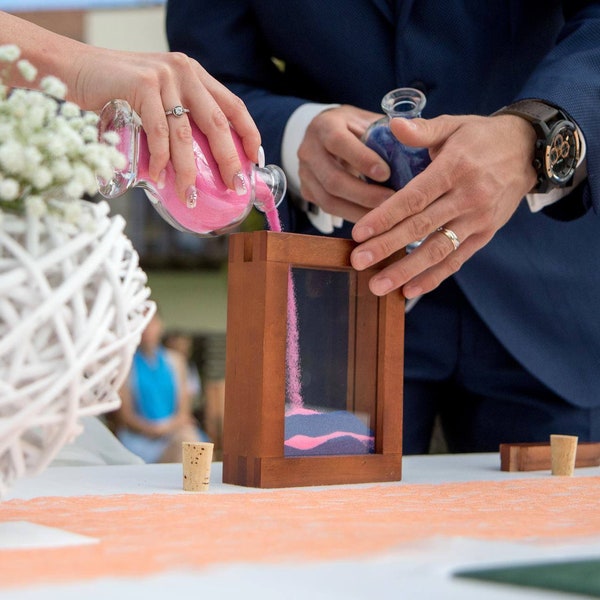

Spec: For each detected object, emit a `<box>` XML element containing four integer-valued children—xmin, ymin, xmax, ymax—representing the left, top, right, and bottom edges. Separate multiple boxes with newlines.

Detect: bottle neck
<box><xmin>381</xmin><ymin>87</ymin><xmax>426</xmax><ymax>119</ymax></box>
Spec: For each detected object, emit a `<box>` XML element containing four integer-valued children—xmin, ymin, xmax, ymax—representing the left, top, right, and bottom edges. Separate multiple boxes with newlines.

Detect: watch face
<box><xmin>545</xmin><ymin>121</ymin><xmax>580</xmax><ymax>185</ymax></box>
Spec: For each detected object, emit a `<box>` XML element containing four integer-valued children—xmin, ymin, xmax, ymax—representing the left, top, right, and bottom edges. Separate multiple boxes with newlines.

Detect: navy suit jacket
<box><xmin>167</xmin><ymin>0</ymin><xmax>600</xmax><ymax>408</ymax></box>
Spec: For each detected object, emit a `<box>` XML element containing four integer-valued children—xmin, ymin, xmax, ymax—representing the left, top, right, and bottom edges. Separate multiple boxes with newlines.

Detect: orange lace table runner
<box><xmin>2</xmin><ymin>476</ymin><xmax>599</xmax><ymax>588</ymax></box>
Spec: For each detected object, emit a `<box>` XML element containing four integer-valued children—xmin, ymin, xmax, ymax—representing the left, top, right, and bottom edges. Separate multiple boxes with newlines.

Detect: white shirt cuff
<box><xmin>282</xmin><ymin>102</ymin><xmax>344</xmax><ymax>233</ymax></box>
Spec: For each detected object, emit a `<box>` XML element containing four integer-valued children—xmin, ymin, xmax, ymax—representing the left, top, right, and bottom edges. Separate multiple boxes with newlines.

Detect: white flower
<box><xmin>51</xmin><ymin>159</ymin><xmax>73</xmax><ymax>180</ymax></box>
<box><xmin>60</xmin><ymin>101</ymin><xmax>81</xmax><ymax>119</ymax></box>
<box><xmin>102</xmin><ymin>131</ymin><xmax>121</xmax><ymax>146</ymax></box>
<box><xmin>81</xmin><ymin>124</ymin><xmax>99</xmax><ymax>143</ymax></box>
<box><xmin>63</xmin><ymin>180</ymin><xmax>85</xmax><ymax>200</ymax></box>
<box><xmin>45</xmin><ymin>136</ymin><xmax>68</xmax><ymax>158</ymax></box>
<box><xmin>0</xmin><ymin>142</ymin><xmax>25</xmax><ymax>174</ymax></box>
<box><xmin>23</xmin><ymin>146</ymin><xmax>42</xmax><ymax>167</ymax></box>
<box><xmin>84</xmin><ymin>112</ymin><xmax>100</xmax><ymax>126</ymax></box>
<box><xmin>0</xmin><ymin>178</ymin><xmax>20</xmax><ymax>201</ymax></box>
<box><xmin>40</xmin><ymin>75</ymin><xmax>67</xmax><ymax>100</ymax></box>
<box><xmin>0</xmin><ymin>45</ymin><xmax>125</xmax><ymax>221</ymax></box>
<box><xmin>30</xmin><ymin>167</ymin><xmax>53</xmax><ymax>190</ymax></box>
<box><xmin>16</xmin><ymin>59</ymin><xmax>36</xmax><ymax>82</ymax></box>
<box><xmin>25</xmin><ymin>195</ymin><xmax>47</xmax><ymax>217</ymax></box>
<box><xmin>0</xmin><ymin>44</ymin><xmax>20</xmax><ymax>62</ymax></box>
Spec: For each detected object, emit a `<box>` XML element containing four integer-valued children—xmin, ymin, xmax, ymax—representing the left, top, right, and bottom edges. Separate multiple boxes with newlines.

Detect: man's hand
<box><xmin>297</xmin><ymin>104</ymin><xmax>394</xmax><ymax>222</ymax></box>
<box><xmin>350</xmin><ymin>114</ymin><xmax>537</xmax><ymax>297</ymax></box>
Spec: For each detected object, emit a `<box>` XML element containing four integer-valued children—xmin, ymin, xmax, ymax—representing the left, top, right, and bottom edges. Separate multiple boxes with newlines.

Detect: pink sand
<box><xmin>285</xmin><ymin>432</ymin><xmax>373</xmax><ymax>451</ymax></box>
<box><xmin>264</xmin><ymin>202</ymin><xmax>304</xmax><ymax>411</ymax></box>
<box><xmin>136</xmin><ymin>127</ymin><xmax>254</xmax><ymax>234</ymax></box>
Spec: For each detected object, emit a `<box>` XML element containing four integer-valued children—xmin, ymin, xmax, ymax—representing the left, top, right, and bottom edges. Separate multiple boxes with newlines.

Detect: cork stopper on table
<box><xmin>550</xmin><ymin>434</ymin><xmax>578</xmax><ymax>476</ymax></box>
<box><xmin>182</xmin><ymin>442</ymin><xmax>214</xmax><ymax>491</ymax></box>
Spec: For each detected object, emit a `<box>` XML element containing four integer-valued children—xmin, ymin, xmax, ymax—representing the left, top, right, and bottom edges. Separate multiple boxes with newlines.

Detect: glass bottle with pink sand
<box><xmin>96</xmin><ymin>99</ymin><xmax>286</xmax><ymax>236</ymax></box>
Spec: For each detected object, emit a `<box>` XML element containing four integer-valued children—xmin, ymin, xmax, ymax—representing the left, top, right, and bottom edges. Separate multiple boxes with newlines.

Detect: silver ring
<box><xmin>165</xmin><ymin>105</ymin><xmax>190</xmax><ymax>118</ymax></box>
<box><xmin>437</xmin><ymin>226</ymin><xmax>460</xmax><ymax>251</ymax></box>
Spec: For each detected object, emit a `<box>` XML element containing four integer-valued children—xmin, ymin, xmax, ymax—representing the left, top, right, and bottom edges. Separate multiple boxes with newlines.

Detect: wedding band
<box><xmin>165</xmin><ymin>105</ymin><xmax>190</xmax><ymax>118</ymax></box>
<box><xmin>437</xmin><ymin>226</ymin><xmax>460</xmax><ymax>251</ymax></box>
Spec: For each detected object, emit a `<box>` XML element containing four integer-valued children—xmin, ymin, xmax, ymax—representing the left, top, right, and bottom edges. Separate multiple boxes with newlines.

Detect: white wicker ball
<box><xmin>0</xmin><ymin>200</ymin><xmax>154</xmax><ymax>497</ymax></box>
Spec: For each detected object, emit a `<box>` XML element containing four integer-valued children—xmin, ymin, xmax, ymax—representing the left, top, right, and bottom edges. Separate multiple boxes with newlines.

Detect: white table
<box><xmin>2</xmin><ymin>454</ymin><xmax>600</xmax><ymax>600</ymax></box>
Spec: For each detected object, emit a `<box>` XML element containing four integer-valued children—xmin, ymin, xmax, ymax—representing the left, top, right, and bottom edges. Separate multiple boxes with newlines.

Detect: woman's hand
<box><xmin>1</xmin><ymin>11</ymin><xmax>263</xmax><ymax>203</ymax></box>
<box><xmin>73</xmin><ymin>46</ymin><xmax>262</xmax><ymax>203</ymax></box>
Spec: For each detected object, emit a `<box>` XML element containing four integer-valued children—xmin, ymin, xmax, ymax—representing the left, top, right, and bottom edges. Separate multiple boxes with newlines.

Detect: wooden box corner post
<box><xmin>223</xmin><ymin>231</ymin><xmax>405</xmax><ymax>488</ymax></box>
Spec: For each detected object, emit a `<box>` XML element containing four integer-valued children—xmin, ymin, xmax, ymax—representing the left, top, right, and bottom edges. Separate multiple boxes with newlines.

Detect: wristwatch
<box><xmin>493</xmin><ymin>99</ymin><xmax>581</xmax><ymax>193</ymax></box>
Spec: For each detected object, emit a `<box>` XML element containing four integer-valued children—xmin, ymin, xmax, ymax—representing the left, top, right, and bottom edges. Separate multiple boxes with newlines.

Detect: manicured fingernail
<box><xmin>371</xmin><ymin>277</ymin><xmax>393</xmax><ymax>296</ymax></box>
<box><xmin>352</xmin><ymin>250</ymin><xmax>374</xmax><ymax>270</ymax></box>
<box><xmin>186</xmin><ymin>185</ymin><xmax>198</xmax><ymax>209</ymax></box>
<box><xmin>257</xmin><ymin>146</ymin><xmax>265</xmax><ymax>168</ymax></box>
<box><xmin>353</xmin><ymin>225</ymin><xmax>375</xmax><ymax>242</ymax></box>
<box><xmin>157</xmin><ymin>169</ymin><xmax>166</xmax><ymax>190</ymax></box>
<box><xmin>233</xmin><ymin>171</ymin><xmax>247</xmax><ymax>196</ymax></box>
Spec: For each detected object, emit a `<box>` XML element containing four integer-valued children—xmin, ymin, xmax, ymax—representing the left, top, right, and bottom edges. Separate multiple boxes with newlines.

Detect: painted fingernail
<box><xmin>157</xmin><ymin>169</ymin><xmax>166</xmax><ymax>190</ymax></box>
<box><xmin>352</xmin><ymin>249</ymin><xmax>374</xmax><ymax>270</ymax></box>
<box><xmin>233</xmin><ymin>171</ymin><xmax>248</xmax><ymax>196</ymax></box>
<box><xmin>371</xmin><ymin>277</ymin><xmax>393</xmax><ymax>296</ymax></box>
<box><xmin>186</xmin><ymin>185</ymin><xmax>198</xmax><ymax>209</ymax></box>
<box><xmin>257</xmin><ymin>145</ymin><xmax>266</xmax><ymax>168</ymax></box>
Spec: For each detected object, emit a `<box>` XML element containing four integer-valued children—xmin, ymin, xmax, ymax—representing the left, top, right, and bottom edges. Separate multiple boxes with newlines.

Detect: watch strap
<box><xmin>493</xmin><ymin>99</ymin><xmax>562</xmax><ymax>125</ymax></box>
<box><xmin>493</xmin><ymin>100</ymin><xmax>579</xmax><ymax>193</ymax></box>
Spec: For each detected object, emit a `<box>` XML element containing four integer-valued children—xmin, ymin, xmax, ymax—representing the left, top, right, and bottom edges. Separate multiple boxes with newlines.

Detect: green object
<box><xmin>455</xmin><ymin>558</ymin><xmax>600</xmax><ymax>598</ymax></box>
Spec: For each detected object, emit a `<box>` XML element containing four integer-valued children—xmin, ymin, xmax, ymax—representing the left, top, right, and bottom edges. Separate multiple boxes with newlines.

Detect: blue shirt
<box><xmin>130</xmin><ymin>346</ymin><xmax>178</xmax><ymax>421</ymax></box>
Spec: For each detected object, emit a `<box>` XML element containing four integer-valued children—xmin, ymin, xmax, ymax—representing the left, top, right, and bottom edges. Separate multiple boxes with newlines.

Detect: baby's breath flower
<box><xmin>0</xmin><ymin>142</ymin><xmax>25</xmax><ymax>174</ymax></box>
<box><xmin>45</xmin><ymin>136</ymin><xmax>68</xmax><ymax>158</ymax></box>
<box><xmin>39</xmin><ymin>75</ymin><xmax>67</xmax><ymax>100</ymax></box>
<box><xmin>60</xmin><ymin>101</ymin><xmax>81</xmax><ymax>119</ymax></box>
<box><xmin>16</xmin><ymin>59</ymin><xmax>37</xmax><ymax>82</ymax></box>
<box><xmin>81</xmin><ymin>124</ymin><xmax>99</xmax><ymax>143</ymax></box>
<box><xmin>0</xmin><ymin>45</ymin><xmax>20</xmax><ymax>63</ymax></box>
<box><xmin>0</xmin><ymin>178</ymin><xmax>20</xmax><ymax>201</ymax></box>
<box><xmin>73</xmin><ymin>163</ymin><xmax>98</xmax><ymax>195</ymax></box>
<box><xmin>84</xmin><ymin>112</ymin><xmax>100</xmax><ymax>126</ymax></box>
<box><xmin>0</xmin><ymin>45</ymin><xmax>126</xmax><ymax>219</ymax></box>
<box><xmin>63</xmin><ymin>180</ymin><xmax>85</xmax><ymax>200</ymax></box>
<box><xmin>60</xmin><ymin>199</ymin><xmax>82</xmax><ymax>224</ymax></box>
<box><xmin>51</xmin><ymin>159</ymin><xmax>73</xmax><ymax>181</ymax></box>
<box><xmin>24</xmin><ymin>195</ymin><xmax>46</xmax><ymax>217</ymax></box>
<box><xmin>23</xmin><ymin>146</ymin><xmax>42</xmax><ymax>166</ymax></box>
<box><xmin>102</xmin><ymin>131</ymin><xmax>121</xmax><ymax>146</ymax></box>
<box><xmin>30</xmin><ymin>167</ymin><xmax>53</xmax><ymax>190</ymax></box>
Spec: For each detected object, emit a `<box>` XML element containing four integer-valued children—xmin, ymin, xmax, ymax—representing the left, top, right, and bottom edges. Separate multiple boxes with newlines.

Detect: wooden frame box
<box><xmin>223</xmin><ymin>231</ymin><xmax>404</xmax><ymax>488</ymax></box>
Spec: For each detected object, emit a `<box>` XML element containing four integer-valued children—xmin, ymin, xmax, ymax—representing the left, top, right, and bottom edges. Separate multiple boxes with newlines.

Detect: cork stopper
<box><xmin>182</xmin><ymin>442</ymin><xmax>214</xmax><ymax>491</ymax></box>
<box><xmin>550</xmin><ymin>434</ymin><xmax>578</xmax><ymax>476</ymax></box>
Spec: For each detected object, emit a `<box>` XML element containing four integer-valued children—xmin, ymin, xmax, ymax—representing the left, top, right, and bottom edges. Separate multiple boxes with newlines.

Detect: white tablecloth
<box><xmin>3</xmin><ymin>454</ymin><xmax>600</xmax><ymax>600</ymax></box>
